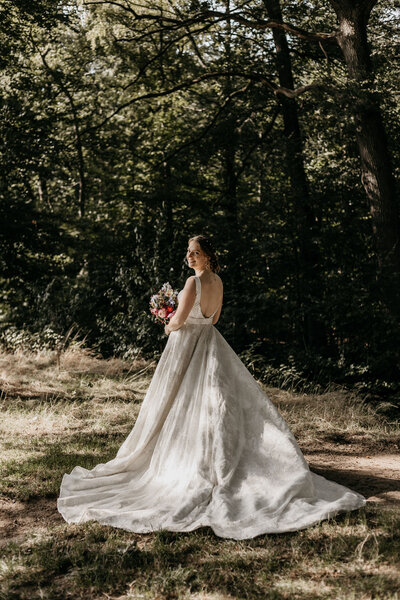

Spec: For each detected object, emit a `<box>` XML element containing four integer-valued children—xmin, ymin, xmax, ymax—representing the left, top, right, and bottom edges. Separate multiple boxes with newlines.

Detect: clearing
<box><xmin>1</xmin><ymin>349</ymin><xmax>399</xmax><ymax>600</ymax></box>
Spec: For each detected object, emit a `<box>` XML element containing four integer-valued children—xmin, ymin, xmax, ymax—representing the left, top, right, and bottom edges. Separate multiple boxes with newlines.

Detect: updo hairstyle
<box><xmin>188</xmin><ymin>234</ymin><xmax>221</xmax><ymax>274</ymax></box>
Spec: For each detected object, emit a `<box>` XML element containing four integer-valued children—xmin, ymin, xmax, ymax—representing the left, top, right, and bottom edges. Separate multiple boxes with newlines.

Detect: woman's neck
<box><xmin>194</xmin><ymin>268</ymin><xmax>215</xmax><ymax>279</ymax></box>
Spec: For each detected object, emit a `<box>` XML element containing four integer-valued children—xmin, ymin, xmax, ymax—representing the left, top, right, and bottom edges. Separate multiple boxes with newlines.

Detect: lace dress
<box><xmin>57</xmin><ymin>275</ymin><xmax>365</xmax><ymax>539</ymax></box>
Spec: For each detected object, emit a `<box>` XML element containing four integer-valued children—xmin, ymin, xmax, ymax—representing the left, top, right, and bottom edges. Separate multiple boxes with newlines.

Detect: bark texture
<box><xmin>330</xmin><ymin>0</ymin><xmax>400</xmax><ymax>271</ymax></box>
<box><xmin>264</xmin><ymin>0</ymin><xmax>326</xmax><ymax>350</ymax></box>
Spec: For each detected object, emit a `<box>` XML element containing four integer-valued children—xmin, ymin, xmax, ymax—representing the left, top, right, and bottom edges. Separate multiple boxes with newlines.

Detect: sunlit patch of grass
<box><xmin>264</xmin><ymin>386</ymin><xmax>400</xmax><ymax>451</ymax></box>
<box><xmin>0</xmin><ymin>347</ymin><xmax>154</xmax><ymax>403</ymax></box>
<box><xmin>0</xmin><ymin>348</ymin><xmax>150</xmax><ymax>501</ymax></box>
<box><xmin>0</xmin><ymin>400</ymin><xmax>140</xmax><ymax>499</ymax></box>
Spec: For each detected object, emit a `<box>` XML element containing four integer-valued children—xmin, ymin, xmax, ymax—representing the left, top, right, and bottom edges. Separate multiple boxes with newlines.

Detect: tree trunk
<box><xmin>329</xmin><ymin>0</ymin><xmax>400</xmax><ymax>272</ymax></box>
<box><xmin>263</xmin><ymin>0</ymin><xmax>309</xmax><ymax>203</ymax></box>
<box><xmin>221</xmin><ymin>0</ymin><xmax>247</xmax><ymax>350</ymax></box>
<box><xmin>223</xmin><ymin>131</ymin><xmax>247</xmax><ymax>349</ymax></box>
<box><xmin>263</xmin><ymin>0</ymin><xmax>326</xmax><ymax>350</ymax></box>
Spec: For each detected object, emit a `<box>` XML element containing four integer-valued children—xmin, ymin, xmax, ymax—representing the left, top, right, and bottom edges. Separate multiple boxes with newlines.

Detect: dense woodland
<box><xmin>1</xmin><ymin>0</ymin><xmax>399</xmax><ymax>398</ymax></box>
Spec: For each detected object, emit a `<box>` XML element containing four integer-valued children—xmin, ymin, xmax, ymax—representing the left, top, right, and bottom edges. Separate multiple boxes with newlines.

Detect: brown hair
<box><xmin>188</xmin><ymin>234</ymin><xmax>221</xmax><ymax>274</ymax></box>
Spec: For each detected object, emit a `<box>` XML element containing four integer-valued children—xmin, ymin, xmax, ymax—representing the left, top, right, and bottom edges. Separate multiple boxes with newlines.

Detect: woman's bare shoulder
<box><xmin>184</xmin><ymin>276</ymin><xmax>196</xmax><ymax>288</ymax></box>
<box><xmin>213</xmin><ymin>274</ymin><xmax>223</xmax><ymax>295</ymax></box>
<box><xmin>215</xmin><ymin>273</ymin><xmax>223</xmax><ymax>287</ymax></box>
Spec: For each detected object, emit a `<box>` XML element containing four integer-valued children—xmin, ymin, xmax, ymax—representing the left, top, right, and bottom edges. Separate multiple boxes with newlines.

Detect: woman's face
<box><xmin>186</xmin><ymin>241</ymin><xmax>209</xmax><ymax>270</ymax></box>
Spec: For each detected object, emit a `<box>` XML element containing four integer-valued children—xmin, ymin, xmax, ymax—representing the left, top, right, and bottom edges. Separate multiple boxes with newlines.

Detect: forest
<box><xmin>1</xmin><ymin>0</ymin><xmax>399</xmax><ymax>399</ymax></box>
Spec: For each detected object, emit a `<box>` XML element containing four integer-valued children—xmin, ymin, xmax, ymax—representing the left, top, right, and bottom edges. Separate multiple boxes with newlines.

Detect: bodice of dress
<box><xmin>177</xmin><ymin>276</ymin><xmax>219</xmax><ymax>326</ymax></box>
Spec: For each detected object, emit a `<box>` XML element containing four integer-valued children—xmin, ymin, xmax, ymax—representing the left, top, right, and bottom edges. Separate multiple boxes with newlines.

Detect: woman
<box><xmin>58</xmin><ymin>235</ymin><xmax>365</xmax><ymax>540</ymax></box>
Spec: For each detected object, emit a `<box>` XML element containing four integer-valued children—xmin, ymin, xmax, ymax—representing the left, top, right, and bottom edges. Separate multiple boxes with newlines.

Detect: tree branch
<box><xmin>81</xmin><ymin>70</ymin><xmax>335</xmax><ymax>135</ymax></box>
<box><xmin>84</xmin><ymin>1</ymin><xmax>338</xmax><ymax>44</ymax></box>
<box><xmin>154</xmin><ymin>82</ymin><xmax>253</xmax><ymax>168</ymax></box>
<box><xmin>202</xmin><ymin>10</ymin><xmax>338</xmax><ymax>43</ymax></box>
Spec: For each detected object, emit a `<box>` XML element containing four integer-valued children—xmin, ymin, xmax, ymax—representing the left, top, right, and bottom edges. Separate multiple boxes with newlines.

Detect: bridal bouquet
<box><xmin>149</xmin><ymin>282</ymin><xmax>179</xmax><ymax>325</ymax></box>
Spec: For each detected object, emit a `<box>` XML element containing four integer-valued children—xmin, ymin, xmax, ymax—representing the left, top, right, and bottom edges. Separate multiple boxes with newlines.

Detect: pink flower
<box><xmin>149</xmin><ymin>281</ymin><xmax>179</xmax><ymax>326</ymax></box>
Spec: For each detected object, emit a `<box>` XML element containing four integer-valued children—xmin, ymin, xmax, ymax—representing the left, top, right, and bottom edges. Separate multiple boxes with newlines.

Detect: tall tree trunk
<box><xmin>329</xmin><ymin>0</ymin><xmax>400</xmax><ymax>272</ymax></box>
<box><xmin>223</xmin><ymin>130</ymin><xmax>246</xmax><ymax>349</ymax></box>
<box><xmin>263</xmin><ymin>0</ymin><xmax>326</xmax><ymax>350</ymax></box>
<box><xmin>222</xmin><ymin>0</ymin><xmax>246</xmax><ymax>350</ymax></box>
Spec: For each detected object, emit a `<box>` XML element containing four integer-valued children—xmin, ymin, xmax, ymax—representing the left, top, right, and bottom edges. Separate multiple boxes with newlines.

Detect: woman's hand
<box><xmin>164</xmin><ymin>323</ymin><xmax>171</xmax><ymax>336</ymax></box>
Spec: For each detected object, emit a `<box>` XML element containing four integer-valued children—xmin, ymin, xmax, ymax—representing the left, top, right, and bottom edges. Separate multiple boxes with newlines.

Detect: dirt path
<box><xmin>305</xmin><ymin>452</ymin><xmax>400</xmax><ymax>505</ymax></box>
<box><xmin>1</xmin><ymin>452</ymin><xmax>399</xmax><ymax>549</ymax></box>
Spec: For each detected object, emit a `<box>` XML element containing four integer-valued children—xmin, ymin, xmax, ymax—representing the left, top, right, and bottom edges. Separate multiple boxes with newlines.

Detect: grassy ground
<box><xmin>0</xmin><ymin>348</ymin><xmax>399</xmax><ymax>600</ymax></box>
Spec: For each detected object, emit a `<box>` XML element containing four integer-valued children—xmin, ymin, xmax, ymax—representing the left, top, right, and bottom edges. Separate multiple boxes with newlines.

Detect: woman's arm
<box><xmin>165</xmin><ymin>277</ymin><xmax>196</xmax><ymax>335</ymax></box>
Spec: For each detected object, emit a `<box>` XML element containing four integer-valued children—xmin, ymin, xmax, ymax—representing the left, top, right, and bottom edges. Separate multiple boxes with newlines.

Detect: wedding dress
<box><xmin>58</xmin><ymin>275</ymin><xmax>366</xmax><ymax>539</ymax></box>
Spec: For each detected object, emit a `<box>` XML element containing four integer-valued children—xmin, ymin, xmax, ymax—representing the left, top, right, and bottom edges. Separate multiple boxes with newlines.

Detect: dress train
<box><xmin>58</xmin><ymin>276</ymin><xmax>365</xmax><ymax>539</ymax></box>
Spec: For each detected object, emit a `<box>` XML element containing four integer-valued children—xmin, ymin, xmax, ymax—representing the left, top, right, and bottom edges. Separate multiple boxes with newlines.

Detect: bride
<box><xmin>57</xmin><ymin>234</ymin><xmax>366</xmax><ymax>540</ymax></box>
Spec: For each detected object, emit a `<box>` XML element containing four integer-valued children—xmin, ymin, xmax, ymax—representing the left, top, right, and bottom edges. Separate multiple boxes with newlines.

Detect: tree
<box><xmin>327</xmin><ymin>0</ymin><xmax>400</xmax><ymax>274</ymax></box>
<box><xmin>1</xmin><ymin>0</ymin><xmax>399</xmax><ymax>390</ymax></box>
<box><xmin>93</xmin><ymin>0</ymin><xmax>398</xmax><ymax>273</ymax></box>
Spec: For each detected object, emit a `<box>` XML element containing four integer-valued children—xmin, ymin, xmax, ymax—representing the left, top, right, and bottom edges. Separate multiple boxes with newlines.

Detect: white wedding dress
<box><xmin>58</xmin><ymin>276</ymin><xmax>366</xmax><ymax>539</ymax></box>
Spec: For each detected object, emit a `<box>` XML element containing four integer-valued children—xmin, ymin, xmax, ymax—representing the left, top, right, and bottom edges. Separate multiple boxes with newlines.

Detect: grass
<box><xmin>0</xmin><ymin>347</ymin><xmax>399</xmax><ymax>600</ymax></box>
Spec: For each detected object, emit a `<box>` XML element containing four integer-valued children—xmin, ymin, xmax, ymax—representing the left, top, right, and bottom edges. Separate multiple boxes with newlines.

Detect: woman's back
<box><xmin>198</xmin><ymin>273</ymin><xmax>223</xmax><ymax>318</ymax></box>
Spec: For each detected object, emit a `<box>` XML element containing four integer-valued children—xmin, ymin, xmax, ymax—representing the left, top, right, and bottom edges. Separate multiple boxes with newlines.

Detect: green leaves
<box><xmin>0</xmin><ymin>0</ymin><xmax>399</xmax><ymax>390</ymax></box>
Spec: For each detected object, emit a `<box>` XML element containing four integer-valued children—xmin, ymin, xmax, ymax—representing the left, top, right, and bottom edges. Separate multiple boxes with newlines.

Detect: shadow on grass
<box><xmin>3</xmin><ymin>439</ymin><xmax>400</xmax><ymax>505</ymax></box>
<box><xmin>309</xmin><ymin>464</ymin><xmax>400</xmax><ymax>504</ymax></box>
<box><xmin>0</xmin><ymin>388</ymin><xmax>143</xmax><ymax>406</ymax></box>
<box><xmin>2</xmin><ymin>421</ymin><xmax>400</xmax><ymax>505</ymax></box>
<box><xmin>0</xmin><ymin>431</ymin><xmax>127</xmax><ymax>500</ymax></box>
<box><xmin>2</xmin><ymin>508</ymin><xmax>400</xmax><ymax>600</ymax></box>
